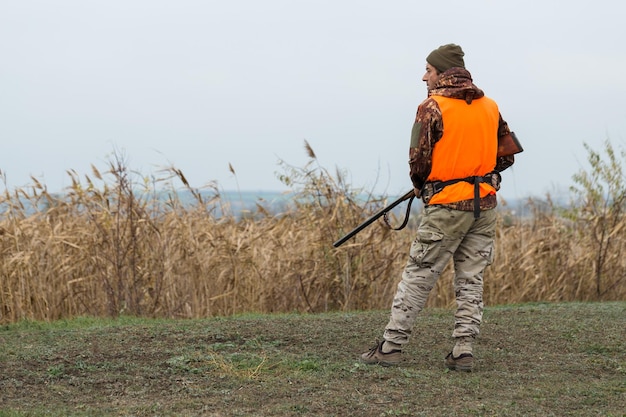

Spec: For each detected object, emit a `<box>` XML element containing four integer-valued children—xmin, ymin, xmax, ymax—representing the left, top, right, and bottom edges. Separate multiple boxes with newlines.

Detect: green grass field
<box><xmin>1</xmin><ymin>302</ymin><xmax>624</xmax><ymax>416</ymax></box>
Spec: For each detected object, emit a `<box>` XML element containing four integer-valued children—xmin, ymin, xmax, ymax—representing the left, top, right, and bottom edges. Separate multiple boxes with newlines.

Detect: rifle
<box><xmin>333</xmin><ymin>189</ymin><xmax>415</xmax><ymax>248</ymax></box>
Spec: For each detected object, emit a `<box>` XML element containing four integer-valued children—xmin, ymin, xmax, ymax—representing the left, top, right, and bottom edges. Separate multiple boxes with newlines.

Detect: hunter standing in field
<box><xmin>361</xmin><ymin>43</ymin><xmax>518</xmax><ymax>371</ymax></box>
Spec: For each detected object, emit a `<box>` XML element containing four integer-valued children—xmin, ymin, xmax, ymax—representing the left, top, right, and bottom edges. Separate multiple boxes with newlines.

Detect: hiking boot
<box><xmin>445</xmin><ymin>351</ymin><xmax>474</xmax><ymax>372</ymax></box>
<box><xmin>360</xmin><ymin>340</ymin><xmax>401</xmax><ymax>366</ymax></box>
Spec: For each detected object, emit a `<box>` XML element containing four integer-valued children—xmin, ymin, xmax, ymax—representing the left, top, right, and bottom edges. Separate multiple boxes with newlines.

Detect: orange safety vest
<box><xmin>426</xmin><ymin>95</ymin><xmax>500</xmax><ymax>206</ymax></box>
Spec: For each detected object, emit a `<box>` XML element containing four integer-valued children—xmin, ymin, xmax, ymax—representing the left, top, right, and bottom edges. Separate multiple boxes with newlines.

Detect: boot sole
<box><xmin>360</xmin><ymin>358</ymin><xmax>400</xmax><ymax>367</ymax></box>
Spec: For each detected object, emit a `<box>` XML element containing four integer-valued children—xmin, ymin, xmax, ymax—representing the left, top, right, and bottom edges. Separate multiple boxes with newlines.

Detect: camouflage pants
<box><xmin>383</xmin><ymin>206</ymin><xmax>496</xmax><ymax>346</ymax></box>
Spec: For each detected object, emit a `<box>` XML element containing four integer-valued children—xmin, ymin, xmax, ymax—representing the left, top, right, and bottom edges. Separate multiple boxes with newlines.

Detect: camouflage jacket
<box><xmin>409</xmin><ymin>67</ymin><xmax>515</xmax><ymax>211</ymax></box>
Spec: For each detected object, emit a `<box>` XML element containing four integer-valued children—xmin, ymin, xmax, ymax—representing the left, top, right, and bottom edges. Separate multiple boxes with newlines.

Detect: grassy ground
<box><xmin>1</xmin><ymin>302</ymin><xmax>624</xmax><ymax>416</ymax></box>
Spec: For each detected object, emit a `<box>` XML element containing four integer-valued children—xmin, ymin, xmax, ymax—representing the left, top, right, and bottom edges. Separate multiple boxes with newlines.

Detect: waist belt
<box><xmin>420</xmin><ymin>171</ymin><xmax>501</xmax><ymax>218</ymax></box>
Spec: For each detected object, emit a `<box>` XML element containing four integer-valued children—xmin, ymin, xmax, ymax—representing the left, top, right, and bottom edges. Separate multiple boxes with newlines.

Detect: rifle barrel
<box><xmin>333</xmin><ymin>190</ymin><xmax>414</xmax><ymax>248</ymax></box>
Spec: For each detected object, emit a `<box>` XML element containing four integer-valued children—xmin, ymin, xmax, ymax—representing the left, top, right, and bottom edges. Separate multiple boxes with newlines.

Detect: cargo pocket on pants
<box><xmin>411</xmin><ymin>228</ymin><xmax>444</xmax><ymax>268</ymax></box>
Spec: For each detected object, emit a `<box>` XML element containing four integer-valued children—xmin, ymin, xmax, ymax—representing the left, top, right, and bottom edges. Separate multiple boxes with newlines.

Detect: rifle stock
<box><xmin>333</xmin><ymin>189</ymin><xmax>415</xmax><ymax>248</ymax></box>
<box><xmin>497</xmin><ymin>131</ymin><xmax>524</xmax><ymax>157</ymax></box>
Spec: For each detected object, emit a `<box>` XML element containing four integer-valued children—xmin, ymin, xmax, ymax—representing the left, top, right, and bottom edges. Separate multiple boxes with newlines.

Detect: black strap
<box><xmin>383</xmin><ymin>194</ymin><xmax>415</xmax><ymax>230</ymax></box>
<box><xmin>472</xmin><ymin>176</ymin><xmax>481</xmax><ymax>219</ymax></box>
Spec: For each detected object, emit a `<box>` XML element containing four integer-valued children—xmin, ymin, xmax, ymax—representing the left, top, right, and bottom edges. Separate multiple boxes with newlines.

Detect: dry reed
<box><xmin>1</xmin><ymin>151</ymin><xmax>625</xmax><ymax>324</ymax></box>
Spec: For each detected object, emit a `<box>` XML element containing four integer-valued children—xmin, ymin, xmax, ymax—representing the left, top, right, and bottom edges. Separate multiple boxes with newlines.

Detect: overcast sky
<box><xmin>1</xmin><ymin>0</ymin><xmax>625</xmax><ymax>202</ymax></box>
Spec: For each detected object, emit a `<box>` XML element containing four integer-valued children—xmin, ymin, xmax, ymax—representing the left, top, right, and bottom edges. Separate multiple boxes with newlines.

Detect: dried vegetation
<box><xmin>1</xmin><ymin>142</ymin><xmax>625</xmax><ymax>324</ymax></box>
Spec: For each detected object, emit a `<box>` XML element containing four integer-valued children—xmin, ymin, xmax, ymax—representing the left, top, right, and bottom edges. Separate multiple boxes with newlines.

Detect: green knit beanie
<box><xmin>426</xmin><ymin>44</ymin><xmax>465</xmax><ymax>73</ymax></box>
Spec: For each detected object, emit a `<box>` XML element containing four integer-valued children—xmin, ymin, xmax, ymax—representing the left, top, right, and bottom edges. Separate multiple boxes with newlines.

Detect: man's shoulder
<box><xmin>418</xmin><ymin>96</ymin><xmax>440</xmax><ymax>110</ymax></box>
<box><xmin>417</xmin><ymin>97</ymin><xmax>442</xmax><ymax>120</ymax></box>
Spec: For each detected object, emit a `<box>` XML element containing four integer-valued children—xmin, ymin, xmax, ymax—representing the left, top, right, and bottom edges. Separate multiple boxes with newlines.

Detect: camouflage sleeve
<box><xmin>409</xmin><ymin>98</ymin><xmax>442</xmax><ymax>190</ymax></box>
<box><xmin>495</xmin><ymin>113</ymin><xmax>515</xmax><ymax>172</ymax></box>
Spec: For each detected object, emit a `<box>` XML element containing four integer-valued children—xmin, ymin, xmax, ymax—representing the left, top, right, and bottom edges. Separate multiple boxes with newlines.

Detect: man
<box><xmin>360</xmin><ymin>44</ymin><xmax>517</xmax><ymax>371</ymax></box>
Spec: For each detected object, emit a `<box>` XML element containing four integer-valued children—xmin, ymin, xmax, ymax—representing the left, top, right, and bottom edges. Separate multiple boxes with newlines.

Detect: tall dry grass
<box><xmin>1</xmin><ymin>146</ymin><xmax>625</xmax><ymax>324</ymax></box>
